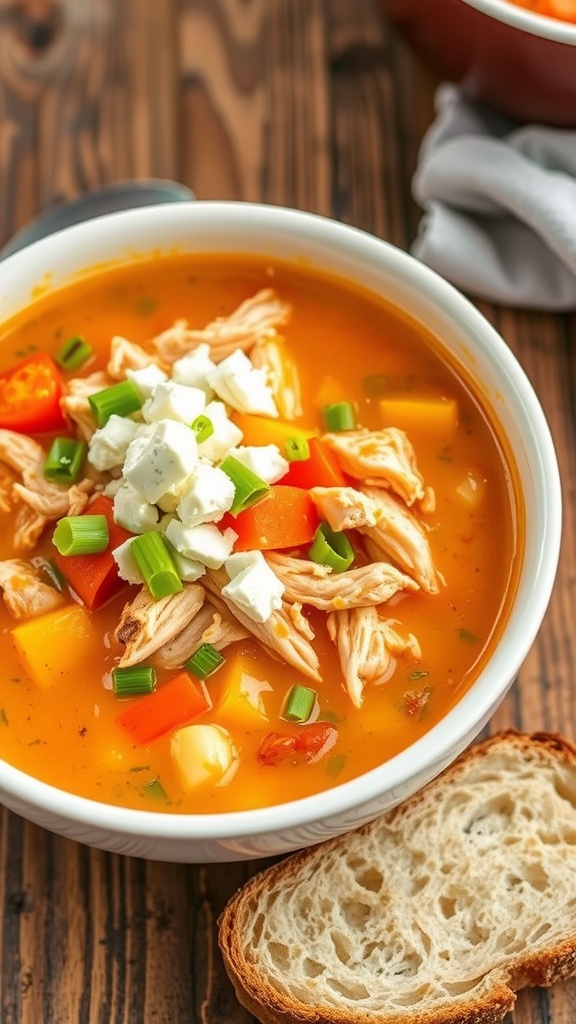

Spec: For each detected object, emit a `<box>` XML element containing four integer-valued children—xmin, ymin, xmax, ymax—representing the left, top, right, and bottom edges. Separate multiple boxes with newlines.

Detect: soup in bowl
<box><xmin>0</xmin><ymin>202</ymin><xmax>561</xmax><ymax>861</ymax></box>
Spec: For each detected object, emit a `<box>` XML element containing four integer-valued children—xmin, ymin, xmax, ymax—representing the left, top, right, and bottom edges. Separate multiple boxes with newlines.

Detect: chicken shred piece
<box><xmin>265</xmin><ymin>553</ymin><xmax>418</xmax><ymax>611</ymax></box>
<box><xmin>153</xmin><ymin>604</ymin><xmax>249</xmax><ymax>670</ymax></box>
<box><xmin>359</xmin><ymin>485</ymin><xmax>441</xmax><ymax>595</ymax></box>
<box><xmin>115</xmin><ymin>584</ymin><xmax>205</xmax><ymax>667</ymax></box>
<box><xmin>322</xmin><ymin>427</ymin><xmax>425</xmax><ymax>506</ymax></box>
<box><xmin>151</xmin><ymin>289</ymin><xmax>291</xmax><ymax>364</ymax></box>
<box><xmin>60</xmin><ymin>371</ymin><xmax>113</xmax><ymax>441</ymax></box>
<box><xmin>250</xmin><ymin>337</ymin><xmax>303</xmax><ymax>420</ymax></box>
<box><xmin>107</xmin><ymin>335</ymin><xmax>162</xmax><ymax>380</ymax></box>
<box><xmin>0</xmin><ymin>467</ymin><xmax>15</xmax><ymax>513</ymax></box>
<box><xmin>327</xmin><ymin>607</ymin><xmax>421</xmax><ymax>707</ymax></box>
<box><xmin>288</xmin><ymin>602</ymin><xmax>315</xmax><ymax>642</ymax></box>
<box><xmin>0</xmin><ymin>559</ymin><xmax>65</xmax><ymax>619</ymax></box>
<box><xmin>0</xmin><ymin>429</ymin><xmax>93</xmax><ymax>549</ymax></box>
<box><xmin>204</xmin><ymin>568</ymin><xmax>321</xmax><ymax>682</ymax></box>
<box><xmin>310</xmin><ymin>486</ymin><xmax>383</xmax><ymax>532</ymax></box>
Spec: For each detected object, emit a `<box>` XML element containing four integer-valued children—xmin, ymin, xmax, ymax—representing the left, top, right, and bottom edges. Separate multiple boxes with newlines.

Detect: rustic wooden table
<box><xmin>0</xmin><ymin>1</ymin><xmax>574</xmax><ymax>1021</ymax></box>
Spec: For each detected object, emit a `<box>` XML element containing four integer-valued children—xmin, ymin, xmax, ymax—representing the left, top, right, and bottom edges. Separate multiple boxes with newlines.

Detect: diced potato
<box><xmin>379</xmin><ymin>397</ymin><xmax>458</xmax><ymax>436</ymax></box>
<box><xmin>216</xmin><ymin>651</ymin><xmax>273</xmax><ymax>728</ymax></box>
<box><xmin>170</xmin><ymin>724</ymin><xmax>237</xmax><ymax>790</ymax></box>
<box><xmin>455</xmin><ymin>470</ymin><xmax>486</xmax><ymax>509</ymax></box>
<box><xmin>11</xmin><ymin>604</ymin><xmax>100</xmax><ymax>689</ymax></box>
<box><xmin>231</xmin><ymin>412</ymin><xmax>316</xmax><ymax>448</ymax></box>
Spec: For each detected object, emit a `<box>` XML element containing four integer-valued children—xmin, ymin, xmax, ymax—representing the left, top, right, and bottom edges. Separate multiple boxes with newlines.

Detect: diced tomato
<box><xmin>257</xmin><ymin>722</ymin><xmax>338</xmax><ymax>766</ymax></box>
<box><xmin>0</xmin><ymin>353</ymin><xmax>67</xmax><ymax>434</ymax></box>
<box><xmin>53</xmin><ymin>495</ymin><xmax>133</xmax><ymax>610</ymax></box>
<box><xmin>279</xmin><ymin>437</ymin><xmax>346</xmax><ymax>489</ymax></box>
<box><xmin>221</xmin><ymin>485</ymin><xmax>319</xmax><ymax>551</ymax></box>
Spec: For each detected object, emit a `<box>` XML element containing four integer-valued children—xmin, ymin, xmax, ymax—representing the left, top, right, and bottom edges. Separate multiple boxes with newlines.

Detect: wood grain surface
<box><xmin>0</xmin><ymin>1</ymin><xmax>575</xmax><ymax>1021</ymax></box>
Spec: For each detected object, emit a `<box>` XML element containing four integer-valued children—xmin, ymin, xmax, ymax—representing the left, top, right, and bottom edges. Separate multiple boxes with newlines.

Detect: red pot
<box><xmin>380</xmin><ymin>0</ymin><xmax>576</xmax><ymax>125</ymax></box>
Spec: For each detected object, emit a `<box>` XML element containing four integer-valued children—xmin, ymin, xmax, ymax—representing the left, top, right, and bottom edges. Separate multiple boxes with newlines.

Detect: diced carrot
<box><xmin>53</xmin><ymin>494</ymin><xmax>133</xmax><ymax>609</ymax></box>
<box><xmin>220</xmin><ymin>485</ymin><xmax>319</xmax><ymax>551</ymax></box>
<box><xmin>257</xmin><ymin>722</ymin><xmax>338</xmax><ymax>766</ymax></box>
<box><xmin>116</xmin><ymin>671</ymin><xmax>211</xmax><ymax>745</ymax></box>
<box><xmin>11</xmin><ymin>604</ymin><xmax>100</xmax><ymax>689</ymax></box>
<box><xmin>231</xmin><ymin>412</ymin><xmax>316</xmax><ymax>448</ymax></box>
<box><xmin>279</xmin><ymin>437</ymin><xmax>347</xmax><ymax>489</ymax></box>
<box><xmin>379</xmin><ymin>397</ymin><xmax>458</xmax><ymax>436</ymax></box>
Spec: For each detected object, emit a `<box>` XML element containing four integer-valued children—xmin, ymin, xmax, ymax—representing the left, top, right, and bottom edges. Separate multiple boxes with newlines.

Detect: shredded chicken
<box><xmin>107</xmin><ymin>335</ymin><xmax>162</xmax><ymax>380</ymax></box>
<box><xmin>250</xmin><ymin>337</ymin><xmax>302</xmax><ymax>420</ymax></box>
<box><xmin>359</xmin><ymin>485</ymin><xmax>441</xmax><ymax>595</ymax></box>
<box><xmin>152</xmin><ymin>289</ymin><xmax>291</xmax><ymax>364</ymax></box>
<box><xmin>310</xmin><ymin>486</ymin><xmax>383</xmax><ymax>532</ymax></box>
<box><xmin>0</xmin><ymin>559</ymin><xmax>64</xmax><ymax>619</ymax></box>
<box><xmin>60</xmin><ymin>371</ymin><xmax>113</xmax><ymax>441</ymax></box>
<box><xmin>265</xmin><ymin>553</ymin><xmax>418</xmax><ymax>611</ymax></box>
<box><xmin>0</xmin><ymin>430</ymin><xmax>93</xmax><ymax>549</ymax></box>
<box><xmin>115</xmin><ymin>584</ymin><xmax>205</xmax><ymax>667</ymax></box>
<box><xmin>153</xmin><ymin>604</ymin><xmax>249</xmax><ymax>670</ymax></box>
<box><xmin>322</xmin><ymin>427</ymin><xmax>426</xmax><ymax>506</ymax></box>
<box><xmin>327</xmin><ymin>607</ymin><xmax>421</xmax><ymax>707</ymax></box>
<box><xmin>204</xmin><ymin>568</ymin><xmax>321</xmax><ymax>682</ymax></box>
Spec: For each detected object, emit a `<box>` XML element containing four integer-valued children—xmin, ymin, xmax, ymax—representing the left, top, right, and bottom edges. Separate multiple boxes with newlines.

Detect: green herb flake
<box><xmin>326</xmin><ymin>753</ymin><xmax>346</xmax><ymax>778</ymax></box>
<box><xmin>28</xmin><ymin>739</ymin><xmax>42</xmax><ymax>746</ymax></box>
<box><xmin>408</xmin><ymin>670</ymin><xmax>429</xmax><ymax>681</ymax></box>
<box><xmin>129</xmin><ymin>765</ymin><xmax>151</xmax><ymax>773</ymax></box>
<box><xmin>140</xmin><ymin>777</ymin><xmax>169</xmax><ymax>802</ymax></box>
<box><xmin>0</xmin><ymin>708</ymin><xmax>8</xmax><ymax>726</ymax></box>
<box><xmin>458</xmin><ymin>628</ymin><xmax>479</xmax><ymax>643</ymax></box>
<box><xmin>361</xmin><ymin>373</ymin><xmax>388</xmax><ymax>397</ymax></box>
<box><xmin>135</xmin><ymin>296</ymin><xmax>158</xmax><ymax>317</ymax></box>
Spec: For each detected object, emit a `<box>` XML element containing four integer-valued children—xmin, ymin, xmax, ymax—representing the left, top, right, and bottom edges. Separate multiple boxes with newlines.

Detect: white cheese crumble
<box><xmin>142</xmin><ymin>381</ymin><xmax>206</xmax><ymax>425</ymax></box>
<box><xmin>222</xmin><ymin>550</ymin><xmax>285</xmax><ymax>623</ymax></box>
<box><xmin>207</xmin><ymin>349</ymin><xmax>278</xmax><ymax>417</ymax></box>
<box><xmin>164</xmin><ymin>520</ymin><xmax>238</xmax><ymax>569</ymax></box>
<box><xmin>88</xmin><ymin>414</ymin><xmax>140</xmax><ymax>472</ymax></box>
<box><xmin>177</xmin><ymin>462</ymin><xmax>235</xmax><ymax>527</ymax></box>
<box><xmin>229</xmin><ymin>444</ymin><xmax>289</xmax><ymax>484</ymax></box>
<box><xmin>123</xmin><ymin>419</ymin><xmax>198</xmax><ymax>504</ymax></box>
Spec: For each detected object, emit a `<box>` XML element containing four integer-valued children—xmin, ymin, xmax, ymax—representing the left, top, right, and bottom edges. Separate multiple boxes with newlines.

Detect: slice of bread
<box><xmin>218</xmin><ymin>730</ymin><xmax>576</xmax><ymax>1024</ymax></box>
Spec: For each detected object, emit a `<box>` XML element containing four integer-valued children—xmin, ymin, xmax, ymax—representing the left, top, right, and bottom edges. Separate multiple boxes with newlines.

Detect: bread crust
<box><xmin>218</xmin><ymin>730</ymin><xmax>576</xmax><ymax>1024</ymax></box>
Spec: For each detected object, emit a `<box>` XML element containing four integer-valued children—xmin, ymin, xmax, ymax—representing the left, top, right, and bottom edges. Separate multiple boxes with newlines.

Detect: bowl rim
<box><xmin>462</xmin><ymin>0</ymin><xmax>576</xmax><ymax>42</ymax></box>
<box><xmin>0</xmin><ymin>200</ymin><xmax>563</xmax><ymax>843</ymax></box>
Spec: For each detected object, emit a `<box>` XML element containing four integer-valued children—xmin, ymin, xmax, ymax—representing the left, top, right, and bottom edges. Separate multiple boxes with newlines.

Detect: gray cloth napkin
<box><xmin>412</xmin><ymin>84</ymin><xmax>576</xmax><ymax>310</ymax></box>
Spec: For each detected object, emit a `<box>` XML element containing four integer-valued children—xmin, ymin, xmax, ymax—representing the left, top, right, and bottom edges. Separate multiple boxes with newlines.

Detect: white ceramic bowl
<box><xmin>0</xmin><ymin>202</ymin><xmax>562</xmax><ymax>862</ymax></box>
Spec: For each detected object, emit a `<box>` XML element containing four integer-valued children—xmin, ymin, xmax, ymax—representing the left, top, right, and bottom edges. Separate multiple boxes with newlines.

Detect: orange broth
<box><xmin>0</xmin><ymin>254</ymin><xmax>522</xmax><ymax>813</ymax></box>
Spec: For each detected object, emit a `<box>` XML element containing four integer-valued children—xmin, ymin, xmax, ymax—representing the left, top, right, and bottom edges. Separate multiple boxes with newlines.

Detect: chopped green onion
<box><xmin>283</xmin><ymin>684</ymin><xmax>316</xmax><ymax>723</ymax></box>
<box><xmin>55</xmin><ymin>335</ymin><xmax>93</xmax><ymax>372</ymax></box>
<box><xmin>88</xmin><ymin>379</ymin><xmax>143</xmax><ymax>427</ymax></box>
<box><xmin>284</xmin><ymin>437</ymin><xmax>310</xmax><ymax>462</ymax></box>
<box><xmin>185</xmin><ymin>643</ymin><xmax>225</xmax><ymax>679</ymax></box>
<box><xmin>131</xmin><ymin>531</ymin><xmax>183</xmax><ymax>599</ymax></box>
<box><xmin>308</xmin><ymin>522</ymin><xmax>355</xmax><ymax>573</ymax></box>
<box><xmin>322</xmin><ymin>401</ymin><xmax>357</xmax><ymax>432</ymax></box>
<box><xmin>52</xmin><ymin>514</ymin><xmax>109</xmax><ymax>556</ymax></box>
<box><xmin>220</xmin><ymin>455</ymin><xmax>270</xmax><ymax>514</ymax></box>
<box><xmin>44</xmin><ymin>437</ymin><xmax>86</xmax><ymax>484</ymax></box>
<box><xmin>191</xmin><ymin>414</ymin><xmax>214</xmax><ymax>444</ymax></box>
<box><xmin>112</xmin><ymin>666</ymin><xmax>157</xmax><ymax>697</ymax></box>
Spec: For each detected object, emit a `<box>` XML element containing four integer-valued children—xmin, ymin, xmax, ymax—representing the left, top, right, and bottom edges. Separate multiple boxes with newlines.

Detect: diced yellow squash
<box><xmin>231</xmin><ymin>412</ymin><xmax>316</xmax><ymax>448</ymax></box>
<box><xmin>455</xmin><ymin>470</ymin><xmax>486</xmax><ymax>509</ymax></box>
<box><xmin>11</xmin><ymin>604</ymin><xmax>100</xmax><ymax>689</ymax></box>
<box><xmin>215</xmin><ymin>651</ymin><xmax>273</xmax><ymax>728</ymax></box>
<box><xmin>170</xmin><ymin>724</ymin><xmax>237</xmax><ymax>790</ymax></box>
<box><xmin>379</xmin><ymin>397</ymin><xmax>458</xmax><ymax>436</ymax></box>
